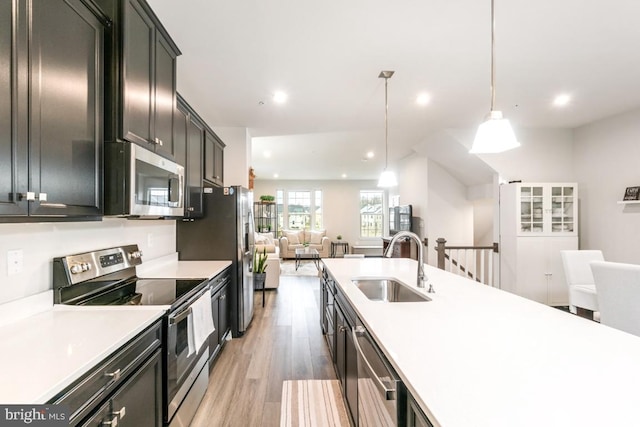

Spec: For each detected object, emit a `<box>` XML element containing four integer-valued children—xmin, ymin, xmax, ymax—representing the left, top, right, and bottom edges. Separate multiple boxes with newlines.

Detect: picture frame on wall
<box><xmin>623</xmin><ymin>186</ymin><xmax>640</xmax><ymax>201</ymax></box>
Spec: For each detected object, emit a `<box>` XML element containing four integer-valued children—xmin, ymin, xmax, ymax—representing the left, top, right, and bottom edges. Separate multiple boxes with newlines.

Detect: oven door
<box><xmin>166</xmin><ymin>290</ymin><xmax>210</xmax><ymax>421</ymax></box>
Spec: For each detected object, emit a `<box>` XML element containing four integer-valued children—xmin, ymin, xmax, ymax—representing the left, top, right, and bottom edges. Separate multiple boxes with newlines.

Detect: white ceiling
<box><xmin>148</xmin><ymin>0</ymin><xmax>640</xmax><ymax>184</ymax></box>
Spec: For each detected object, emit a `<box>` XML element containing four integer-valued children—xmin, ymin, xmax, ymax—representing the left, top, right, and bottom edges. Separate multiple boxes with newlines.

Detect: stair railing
<box><xmin>435</xmin><ymin>238</ymin><xmax>498</xmax><ymax>286</ymax></box>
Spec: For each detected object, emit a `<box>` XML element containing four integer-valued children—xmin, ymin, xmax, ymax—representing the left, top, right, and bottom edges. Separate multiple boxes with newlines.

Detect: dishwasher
<box><xmin>353</xmin><ymin>324</ymin><xmax>405</xmax><ymax>426</ymax></box>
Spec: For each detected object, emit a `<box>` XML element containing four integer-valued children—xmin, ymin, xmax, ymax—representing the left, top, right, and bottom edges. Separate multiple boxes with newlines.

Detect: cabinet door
<box><xmin>218</xmin><ymin>283</ymin><xmax>229</xmax><ymax>343</ymax></box>
<box><xmin>0</xmin><ymin>0</ymin><xmax>28</xmax><ymax>216</ymax></box>
<box><xmin>335</xmin><ymin>305</ymin><xmax>346</xmax><ymax>388</ymax></box>
<box><xmin>153</xmin><ymin>33</ymin><xmax>176</xmax><ymax>159</ymax></box>
<box><xmin>407</xmin><ymin>394</ymin><xmax>433</xmax><ymax>427</ymax></box>
<box><xmin>203</xmin><ymin>129</ymin><xmax>216</xmax><ymax>184</ymax></box>
<box><xmin>109</xmin><ymin>351</ymin><xmax>162</xmax><ymax>427</ymax></box>
<box><xmin>518</xmin><ymin>185</ymin><xmax>545</xmax><ymax>234</ymax></box>
<box><xmin>213</xmin><ymin>138</ymin><xmax>224</xmax><ymax>186</ymax></box>
<box><xmin>549</xmin><ymin>185</ymin><xmax>577</xmax><ymax>235</ymax></box>
<box><xmin>185</xmin><ymin>116</ymin><xmax>204</xmax><ymax>216</ymax></box>
<box><xmin>29</xmin><ymin>0</ymin><xmax>102</xmax><ymax>217</ymax></box>
<box><xmin>122</xmin><ymin>0</ymin><xmax>154</xmax><ymax>147</ymax></box>
<box><xmin>174</xmin><ymin>100</ymin><xmax>188</xmax><ymax>171</ymax></box>
<box><xmin>204</xmin><ymin>130</ymin><xmax>224</xmax><ymax>186</ymax></box>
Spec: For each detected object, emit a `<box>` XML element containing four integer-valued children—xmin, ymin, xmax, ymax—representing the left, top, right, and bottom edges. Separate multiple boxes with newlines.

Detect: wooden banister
<box><xmin>434</xmin><ymin>238</ymin><xmax>499</xmax><ymax>286</ymax></box>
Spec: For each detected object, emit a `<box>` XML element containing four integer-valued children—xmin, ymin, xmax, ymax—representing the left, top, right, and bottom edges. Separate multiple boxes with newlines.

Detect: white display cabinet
<box><xmin>500</xmin><ymin>182</ymin><xmax>578</xmax><ymax>306</ymax></box>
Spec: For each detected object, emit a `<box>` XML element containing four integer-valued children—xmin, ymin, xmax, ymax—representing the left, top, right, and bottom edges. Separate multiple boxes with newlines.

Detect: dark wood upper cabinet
<box><xmin>177</xmin><ymin>95</ymin><xmax>204</xmax><ymax>218</ymax></box>
<box><xmin>0</xmin><ymin>0</ymin><xmax>104</xmax><ymax>220</ymax></box>
<box><xmin>98</xmin><ymin>0</ymin><xmax>180</xmax><ymax>160</ymax></box>
<box><xmin>204</xmin><ymin>129</ymin><xmax>225</xmax><ymax>187</ymax></box>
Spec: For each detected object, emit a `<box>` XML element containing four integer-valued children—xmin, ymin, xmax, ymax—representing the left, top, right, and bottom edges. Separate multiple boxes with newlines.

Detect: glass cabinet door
<box><xmin>520</xmin><ymin>186</ymin><xmax>544</xmax><ymax>233</ymax></box>
<box><xmin>551</xmin><ymin>186</ymin><xmax>575</xmax><ymax>233</ymax></box>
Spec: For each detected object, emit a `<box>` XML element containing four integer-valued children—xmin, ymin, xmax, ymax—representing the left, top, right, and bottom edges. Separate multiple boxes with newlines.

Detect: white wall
<box><xmin>213</xmin><ymin>126</ymin><xmax>251</xmax><ymax>187</ymax></box>
<box><xmin>395</xmin><ymin>154</ymin><xmax>428</xmax><ymax>241</ymax></box>
<box><xmin>426</xmin><ymin>159</ymin><xmax>474</xmax><ymax>265</ymax></box>
<box><xmin>477</xmin><ymin>128</ymin><xmax>574</xmax><ymax>182</ymax></box>
<box><xmin>252</xmin><ymin>179</ymin><xmax>378</xmax><ymax>245</ymax></box>
<box><xmin>0</xmin><ymin>219</ymin><xmax>176</xmax><ymax>305</ymax></box>
<box><xmin>573</xmin><ymin>107</ymin><xmax>640</xmax><ymax>263</ymax></box>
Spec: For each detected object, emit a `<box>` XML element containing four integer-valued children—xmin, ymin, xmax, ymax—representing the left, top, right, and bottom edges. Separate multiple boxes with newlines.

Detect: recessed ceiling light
<box><xmin>273</xmin><ymin>173</ymin><xmax>279</xmax><ymax>178</ymax></box>
<box><xmin>263</xmin><ymin>150</ymin><xmax>272</xmax><ymax>158</ymax></box>
<box><xmin>341</xmin><ymin>173</ymin><xmax>347</xmax><ymax>178</ymax></box>
<box><xmin>416</xmin><ymin>93</ymin><xmax>430</xmax><ymax>106</ymax></box>
<box><xmin>553</xmin><ymin>94</ymin><xmax>571</xmax><ymax>107</ymax></box>
<box><xmin>273</xmin><ymin>91</ymin><xmax>287</xmax><ymax>104</ymax></box>
<box><xmin>366</xmin><ymin>151</ymin><xmax>374</xmax><ymax>159</ymax></box>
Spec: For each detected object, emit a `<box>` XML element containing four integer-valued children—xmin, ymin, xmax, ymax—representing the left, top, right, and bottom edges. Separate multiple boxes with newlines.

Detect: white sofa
<box><xmin>279</xmin><ymin>229</ymin><xmax>330</xmax><ymax>259</ymax></box>
<box><xmin>254</xmin><ymin>232</ymin><xmax>280</xmax><ymax>288</ymax></box>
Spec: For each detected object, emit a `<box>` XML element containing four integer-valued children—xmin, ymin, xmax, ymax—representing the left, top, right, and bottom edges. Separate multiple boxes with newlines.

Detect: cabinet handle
<box><xmin>102</xmin><ymin>415</ymin><xmax>118</xmax><ymax>426</ymax></box>
<box><xmin>112</xmin><ymin>406</ymin><xmax>126</xmax><ymax>420</ymax></box>
<box><xmin>38</xmin><ymin>193</ymin><xmax>47</xmax><ymax>202</ymax></box>
<box><xmin>105</xmin><ymin>368</ymin><xmax>121</xmax><ymax>381</ymax></box>
<box><xmin>188</xmin><ymin>207</ymin><xmax>194</xmax><ymax>212</ymax></box>
<box><xmin>158</xmin><ymin>139</ymin><xmax>163</xmax><ymax>146</ymax></box>
<box><xmin>220</xmin><ymin>294</ymin><xmax>226</xmax><ymax>300</ymax></box>
<box><xmin>339</xmin><ymin>326</ymin><xmax>347</xmax><ymax>333</ymax></box>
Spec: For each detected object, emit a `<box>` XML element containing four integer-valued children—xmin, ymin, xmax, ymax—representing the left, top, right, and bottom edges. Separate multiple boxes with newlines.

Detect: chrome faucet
<box><xmin>383</xmin><ymin>231</ymin><xmax>434</xmax><ymax>292</ymax></box>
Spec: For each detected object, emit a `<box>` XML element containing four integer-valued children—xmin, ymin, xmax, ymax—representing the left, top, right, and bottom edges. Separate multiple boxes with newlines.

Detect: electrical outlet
<box><xmin>7</xmin><ymin>249</ymin><xmax>23</xmax><ymax>276</ymax></box>
<box><xmin>147</xmin><ymin>233</ymin><xmax>154</xmax><ymax>247</ymax></box>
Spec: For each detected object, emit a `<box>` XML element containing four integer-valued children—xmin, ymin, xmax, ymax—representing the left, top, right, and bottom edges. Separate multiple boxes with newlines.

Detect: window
<box><xmin>360</xmin><ymin>190</ymin><xmax>384</xmax><ymax>237</ymax></box>
<box><xmin>287</xmin><ymin>191</ymin><xmax>311</xmax><ymax>229</ymax></box>
<box><xmin>277</xmin><ymin>189</ymin><xmax>323</xmax><ymax>231</ymax></box>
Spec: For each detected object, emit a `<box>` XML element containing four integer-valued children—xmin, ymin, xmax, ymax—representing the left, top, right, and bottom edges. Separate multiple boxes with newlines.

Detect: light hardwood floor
<box><xmin>191</xmin><ymin>273</ymin><xmax>336</xmax><ymax>426</ymax></box>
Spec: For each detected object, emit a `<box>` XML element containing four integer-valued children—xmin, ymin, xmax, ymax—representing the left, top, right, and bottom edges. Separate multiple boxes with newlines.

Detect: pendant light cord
<box><xmin>384</xmin><ymin>76</ymin><xmax>389</xmax><ymax>169</ymax></box>
<box><xmin>490</xmin><ymin>0</ymin><xmax>496</xmax><ymax>112</ymax></box>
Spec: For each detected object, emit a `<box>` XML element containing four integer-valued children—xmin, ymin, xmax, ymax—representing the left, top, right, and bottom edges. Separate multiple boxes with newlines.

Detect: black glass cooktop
<box><xmin>81</xmin><ymin>278</ymin><xmax>207</xmax><ymax>307</ymax></box>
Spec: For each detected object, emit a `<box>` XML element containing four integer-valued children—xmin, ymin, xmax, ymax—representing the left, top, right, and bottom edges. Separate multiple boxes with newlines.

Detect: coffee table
<box><xmin>295</xmin><ymin>247</ymin><xmax>320</xmax><ymax>271</ymax></box>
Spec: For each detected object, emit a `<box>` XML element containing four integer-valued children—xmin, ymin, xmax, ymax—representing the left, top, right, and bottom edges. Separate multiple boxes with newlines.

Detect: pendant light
<box><xmin>378</xmin><ymin>70</ymin><xmax>398</xmax><ymax>188</ymax></box>
<box><xmin>469</xmin><ymin>0</ymin><xmax>520</xmax><ymax>154</ymax></box>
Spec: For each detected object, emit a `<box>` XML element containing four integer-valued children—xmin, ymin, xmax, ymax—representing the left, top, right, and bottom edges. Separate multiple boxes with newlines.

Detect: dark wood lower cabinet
<box><xmin>335</xmin><ymin>291</ymin><xmax>358</xmax><ymax>425</ymax></box>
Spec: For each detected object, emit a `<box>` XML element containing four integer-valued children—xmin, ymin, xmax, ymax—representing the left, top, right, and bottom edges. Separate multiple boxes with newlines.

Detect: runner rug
<box><xmin>280</xmin><ymin>380</ymin><xmax>349</xmax><ymax>427</ymax></box>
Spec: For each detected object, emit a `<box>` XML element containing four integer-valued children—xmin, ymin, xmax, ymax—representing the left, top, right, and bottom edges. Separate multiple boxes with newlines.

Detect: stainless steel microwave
<box><xmin>105</xmin><ymin>142</ymin><xmax>184</xmax><ymax>218</ymax></box>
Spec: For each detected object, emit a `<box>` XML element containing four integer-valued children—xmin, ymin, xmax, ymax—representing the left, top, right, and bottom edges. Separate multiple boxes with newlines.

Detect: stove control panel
<box><xmin>53</xmin><ymin>244</ymin><xmax>143</xmax><ymax>287</ymax></box>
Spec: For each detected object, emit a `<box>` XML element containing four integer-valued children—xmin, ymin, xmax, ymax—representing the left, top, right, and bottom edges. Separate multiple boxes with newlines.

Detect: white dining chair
<box><xmin>560</xmin><ymin>250</ymin><xmax>603</xmax><ymax>318</ymax></box>
<box><xmin>590</xmin><ymin>260</ymin><xmax>640</xmax><ymax>338</ymax></box>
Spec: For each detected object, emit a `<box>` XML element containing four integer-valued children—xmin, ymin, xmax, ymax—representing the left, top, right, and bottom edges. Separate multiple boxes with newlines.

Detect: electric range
<box><xmin>53</xmin><ymin>244</ymin><xmax>212</xmax><ymax>427</ymax></box>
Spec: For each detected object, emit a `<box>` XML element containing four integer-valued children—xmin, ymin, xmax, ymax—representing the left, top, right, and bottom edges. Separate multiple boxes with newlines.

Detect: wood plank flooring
<box><xmin>191</xmin><ymin>273</ymin><xmax>336</xmax><ymax>427</ymax></box>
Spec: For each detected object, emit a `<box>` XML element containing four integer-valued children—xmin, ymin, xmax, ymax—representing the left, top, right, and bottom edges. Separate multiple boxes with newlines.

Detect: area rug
<box><xmin>280</xmin><ymin>380</ymin><xmax>349</xmax><ymax>427</ymax></box>
<box><xmin>280</xmin><ymin>260</ymin><xmax>321</xmax><ymax>277</ymax></box>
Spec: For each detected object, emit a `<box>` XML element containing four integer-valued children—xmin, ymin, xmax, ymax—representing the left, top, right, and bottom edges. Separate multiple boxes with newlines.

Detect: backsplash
<box><xmin>0</xmin><ymin>218</ymin><xmax>176</xmax><ymax>305</ymax></box>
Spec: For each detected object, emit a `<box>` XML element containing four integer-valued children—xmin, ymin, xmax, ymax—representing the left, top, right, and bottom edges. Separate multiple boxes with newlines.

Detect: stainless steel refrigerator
<box><xmin>176</xmin><ymin>185</ymin><xmax>254</xmax><ymax>337</ymax></box>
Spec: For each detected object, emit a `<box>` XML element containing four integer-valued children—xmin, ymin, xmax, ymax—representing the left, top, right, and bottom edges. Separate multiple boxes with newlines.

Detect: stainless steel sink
<box><xmin>351</xmin><ymin>277</ymin><xmax>431</xmax><ymax>302</ymax></box>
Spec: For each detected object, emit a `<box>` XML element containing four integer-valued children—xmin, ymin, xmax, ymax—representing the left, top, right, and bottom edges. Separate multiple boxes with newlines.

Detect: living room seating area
<box><xmin>279</xmin><ymin>229</ymin><xmax>330</xmax><ymax>258</ymax></box>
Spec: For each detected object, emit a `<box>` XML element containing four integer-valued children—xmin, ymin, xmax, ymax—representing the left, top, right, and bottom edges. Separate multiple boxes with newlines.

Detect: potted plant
<box><xmin>336</xmin><ymin>234</ymin><xmax>342</xmax><ymax>240</ymax></box>
<box><xmin>259</xmin><ymin>195</ymin><xmax>275</xmax><ymax>203</ymax></box>
<box><xmin>253</xmin><ymin>248</ymin><xmax>268</xmax><ymax>290</ymax></box>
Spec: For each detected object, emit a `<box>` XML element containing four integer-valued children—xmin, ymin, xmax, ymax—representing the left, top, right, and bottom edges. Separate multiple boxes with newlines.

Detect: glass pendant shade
<box><xmin>469</xmin><ymin>110</ymin><xmax>520</xmax><ymax>154</ymax></box>
<box><xmin>378</xmin><ymin>170</ymin><xmax>398</xmax><ymax>187</ymax></box>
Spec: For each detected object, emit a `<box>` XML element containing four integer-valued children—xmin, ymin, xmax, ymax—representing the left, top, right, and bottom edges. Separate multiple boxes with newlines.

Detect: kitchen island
<box><xmin>322</xmin><ymin>257</ymin><xmax>640</xmax><ymax>427</ymax></box>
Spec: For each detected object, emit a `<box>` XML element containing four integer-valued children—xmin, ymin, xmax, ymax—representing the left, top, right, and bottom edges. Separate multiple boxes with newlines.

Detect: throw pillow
<box><xmin>254</xmin><ymin>232</ymin><xmax>267</xmax><ymax>244</ymax></box>
<box><xmin>257</xmin><ymin>232</ymin><xmax>274</xmax><ymax>245</ymax></box>
<box><xmin>283</xmin><ymin>230</ymin><xmax>301</xmax><ymax>245</ymax></box>
<box><xmin>309</xmin><ymin>230</ymin><xmax>324</xmax><ymax>245</ymax></box>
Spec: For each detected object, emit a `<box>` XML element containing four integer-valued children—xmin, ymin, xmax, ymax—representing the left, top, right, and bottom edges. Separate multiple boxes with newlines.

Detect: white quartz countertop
<box><xmin>136</xmin><ymin>253</ymin><xmax>232</xmax><ymax>279</ymax></box>
<box><xmin>0</xmin><ymin>305</ymin><xmax>165</xmax><ymax>404</ymax></box>
<box><xmin>322</xmin><ymin>258</ymin><xmax>640</xmax><ymax>427</ymax></box>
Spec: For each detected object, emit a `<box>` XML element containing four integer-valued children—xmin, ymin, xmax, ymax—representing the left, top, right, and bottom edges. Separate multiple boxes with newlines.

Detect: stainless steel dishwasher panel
<box><xmin>353</xmin><ymin>325</ymin><xmax>401</xmax><ymax>426</ymax></box>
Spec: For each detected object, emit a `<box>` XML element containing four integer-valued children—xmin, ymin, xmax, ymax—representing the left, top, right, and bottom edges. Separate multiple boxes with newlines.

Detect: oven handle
<box><xmin>352</xmin><ymin>325</ymin><xmax>396</xmax><ymax>401</ymax></box>
<box><xmin>169</xmin><ymin>306</ymin><xmax>192</xmax><ymax>325</ymax></box>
